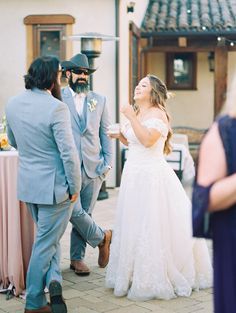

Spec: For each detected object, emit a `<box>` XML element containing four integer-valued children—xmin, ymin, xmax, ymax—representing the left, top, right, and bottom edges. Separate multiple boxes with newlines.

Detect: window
<box><xmin>166</xmin><ymin>53</ymin><xmax>196</xmax><ymax>90</ymax></box>
<box><xmin>33</xmin><ymin>25</ymin><xmax>66</xmax><ymax>60</ymax></box>
<box><xmin>24</xmin><ymin>15</ymin><xmax>75</xmax><ymax>67</ymax></box>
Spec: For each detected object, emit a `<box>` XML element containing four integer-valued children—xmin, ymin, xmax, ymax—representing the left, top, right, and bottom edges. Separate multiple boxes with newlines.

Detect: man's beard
<box><xmin>51</xmin><ymin>81</ymin><xmax>62</xmax><ymax>101</ymax></box>
<box><xmin>69</xmin><ymin>76</ymin><xmax>89</xmax><ymax>94</ymax></box>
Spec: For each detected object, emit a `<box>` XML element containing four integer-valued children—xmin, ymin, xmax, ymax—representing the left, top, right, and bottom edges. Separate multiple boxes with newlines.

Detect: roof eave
<box><xmin>141</xmin><ymin>29</ymin><xmax>236</xmax><ymax>38</ymax></box>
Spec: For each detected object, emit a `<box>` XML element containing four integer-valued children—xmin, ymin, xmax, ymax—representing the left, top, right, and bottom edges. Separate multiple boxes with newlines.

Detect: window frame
<box><xmin>129</xmin><ymin>22</ymin><xmax>141</xmax><ymax>104</ymax></box>
<box><xmin>166</xmin><ymin>52</ymin><xmax>197</xmax><ymax>90</ymax></box>
<box><xmin>24</xmin><ymin>15</ymin><xmax>74</xmax><ymax>68</ymax></box>
<box><xmin>33</xmin><ymin>24</ymin><xmax>66</xmax><ymax>60</ymax></box>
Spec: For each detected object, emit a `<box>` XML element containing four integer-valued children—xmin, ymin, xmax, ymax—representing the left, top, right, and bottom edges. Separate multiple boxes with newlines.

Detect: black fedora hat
<box><xmin>61</xmin><ymin>53</ymin><xmax>96</xmax><ymax>74</ymax></box>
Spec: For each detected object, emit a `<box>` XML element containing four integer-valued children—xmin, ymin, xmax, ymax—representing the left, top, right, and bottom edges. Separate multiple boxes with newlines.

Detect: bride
<box><xmin>105</xmin><ymin>74</ymin><xmax>212</xmax><ymax>301</ymax></box>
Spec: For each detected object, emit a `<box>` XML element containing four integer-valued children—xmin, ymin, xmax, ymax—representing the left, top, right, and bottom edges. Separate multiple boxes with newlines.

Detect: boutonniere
<box><xmin>88</xmin><ymin>98</ymin><xmax>97</xmax><ymax>112</ymax></box>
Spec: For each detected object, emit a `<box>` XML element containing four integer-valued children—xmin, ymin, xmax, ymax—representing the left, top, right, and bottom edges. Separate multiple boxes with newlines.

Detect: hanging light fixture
<box><xmin>127</xmin><ymin>1</ymin><xmax>136</xmax><ymax>13</ymax></box>
<box><xmin>208</xmin><ymin>52</ymin><xmax>214</xmax><ymax>72</ymax></box>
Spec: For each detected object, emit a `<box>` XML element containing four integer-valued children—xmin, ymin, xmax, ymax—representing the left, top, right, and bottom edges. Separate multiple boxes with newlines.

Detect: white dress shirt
<box><xmin>69</xmin><ymin>88</ymin><xmax>86</xmax><ymax>117</ymax></box>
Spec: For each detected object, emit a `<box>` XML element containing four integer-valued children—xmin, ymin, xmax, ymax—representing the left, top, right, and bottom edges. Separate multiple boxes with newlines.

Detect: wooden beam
<box><xmin>129</xmin><ymin>22</ymin><xmax>141</xmax><ymax>103</ymax></box>
<box><xmin>24</xmin><ymin>14</ymin><xmax>75</xmax><ymax>25</ymax></box>
<box><xmin>129</xmin><ymin>22</ymin><xmax>141</xmax><ymax>37</ymax></box>
<box><xmin>214</xmin><ymin>47</ymin><xmax>228</xmax><ymax>116</ymax></box>
<box><xmin>142</xmin><ymin>45</ymin><xmax>219</xmax><ymax>53</ymax></box>
<box><xmin>142</xmin><ymin>45</ymin><xmax>236</xmax><ymax>53</ymax></box>
<box><xmin>178</xmin><ymin>37</ymin><xmax>187</xmax><ymax>47</ymax></box>
<box><xmin>25</xmin><ymin>25</ymin><xmax>33</xmax><ymax>68</ymax></box>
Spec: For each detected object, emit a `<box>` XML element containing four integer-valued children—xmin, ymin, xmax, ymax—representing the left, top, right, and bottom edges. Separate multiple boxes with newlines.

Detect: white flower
<box><xmin>88</xmin><ymin>98</ymin><xmax>97</xmax><ymax>112</ymax></box>
<box><xmin>1</xmin><ymin>115</ymin><xmax>6</xmax><ymax>132</ymax></box>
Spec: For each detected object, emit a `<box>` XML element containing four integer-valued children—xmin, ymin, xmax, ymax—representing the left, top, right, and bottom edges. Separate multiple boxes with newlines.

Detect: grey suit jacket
<box><xmin>6</xmin><ymin>88</ymin><xmax>81</xmax><ymax>205</ymax></box>
<box><xmin>61</xmin><ymin>87</ymin><xmax>112</xmax><ymax>178</ymax></box>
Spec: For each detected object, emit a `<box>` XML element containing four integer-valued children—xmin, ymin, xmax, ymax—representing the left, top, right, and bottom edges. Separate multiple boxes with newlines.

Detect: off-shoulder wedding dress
<box><xmin>105</xmin><ymin>118</ymin><xmax>212</xmax><ymax>301</ymax></box>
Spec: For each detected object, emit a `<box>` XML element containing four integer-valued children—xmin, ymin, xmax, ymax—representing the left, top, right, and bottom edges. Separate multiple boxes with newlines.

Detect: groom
<box><xmin>6</xmin><ymin>56</ymin><xmax>80</xmax><ymax>313</ymax></box>
<box><xmin>61</xmin><ymin>53</ymin><xmax>113</xmax><ymax>276</ymax></box>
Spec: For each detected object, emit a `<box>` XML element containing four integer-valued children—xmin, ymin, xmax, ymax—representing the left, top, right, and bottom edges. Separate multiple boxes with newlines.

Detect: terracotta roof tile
<box><xmin>142</xmin><ymin>0</ymin><xmax>236</xmax><ymax>33</ymax></box>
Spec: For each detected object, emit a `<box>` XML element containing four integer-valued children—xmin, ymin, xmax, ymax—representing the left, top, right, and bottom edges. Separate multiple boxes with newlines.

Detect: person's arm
<box><xmin>197</xmin><ymin>122</ymin><xmax>236</xmax><ymax>211</ymax></box>
<box><xmin>108</xmin><ymin>132</ymin><xmax>129</xmax><ymax>146</ymax></box>
<box><xmin>120</xmin><ymin>104</ymin><xmax>162</xmax><ymax>147</ymax></box>
<box><xmin>209</xmin><ymin>174</ymin><xmax>236</xmax><ymax>211</ymax></box>
<box><xmin>50</xmin><ymin>101</ymin><xmax>81</xmax><ymax>202</ymax></box>
<box><xmin>99</xmin><ymin>96</ymin><xmax>113</xmax><ymax>169</ymax></box>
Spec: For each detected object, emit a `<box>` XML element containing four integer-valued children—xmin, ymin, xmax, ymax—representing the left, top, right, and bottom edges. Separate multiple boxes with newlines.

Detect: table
<box><xmin>166</xmin><ymin>143</ymin><xmax>195</xmax><ymax>184</ymax></box>
<box><xmin>0</xmin><ymin>151</ymin><xmax>34</xmax><ymax>296</ymax></box>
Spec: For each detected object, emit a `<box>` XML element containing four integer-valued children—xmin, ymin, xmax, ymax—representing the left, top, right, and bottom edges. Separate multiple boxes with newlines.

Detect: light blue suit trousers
<box><xmin>70</xmin><ymin>166</ymin><xmax>104</xmax><ymax>260</ymax></box>
<box><xmin>25</xmin><ymin>199</ymin><xmax>73</xmax><ymax>309</ymax></box>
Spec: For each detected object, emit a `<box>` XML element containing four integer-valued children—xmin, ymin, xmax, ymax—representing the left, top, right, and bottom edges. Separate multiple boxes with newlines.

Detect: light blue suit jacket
<box><xmin>6</xmin><ymin>88</ymin><xmax>81</xmax><ymax>205</ymax></box>
<box><xmin>61</xmin><ymin>87</ymin><xmax>112</xmax><ymax>179</ymax></box>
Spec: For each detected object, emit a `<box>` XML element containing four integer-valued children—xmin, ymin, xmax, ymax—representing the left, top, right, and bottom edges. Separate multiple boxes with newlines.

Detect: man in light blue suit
<box><xmin>6</xmin><ymin>56</ymin><xmax>80</xmax><ymax>313</ymax></box>
<box><xmin>61</xmin><ymin>53</ymin><xmax>112</xmax><ymax>276</ymax></box>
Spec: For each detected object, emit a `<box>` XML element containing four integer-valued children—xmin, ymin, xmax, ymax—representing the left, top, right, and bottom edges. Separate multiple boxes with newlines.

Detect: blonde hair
<box><xmin>144</xmin><ymin>74</ymin><xmax>173</xmax><ymax>155</ymax></box>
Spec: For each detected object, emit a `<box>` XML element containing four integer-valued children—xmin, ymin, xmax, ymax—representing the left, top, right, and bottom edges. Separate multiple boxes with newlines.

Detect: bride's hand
<box><xmin>120</xmin><ymin>104</ymin><xmax>136</xmax><ymax>120</ymax></box>
<box><xmin>107</xmin><ymin>132</ymin><xmax>121</xmax><ymax>139</ymax></box>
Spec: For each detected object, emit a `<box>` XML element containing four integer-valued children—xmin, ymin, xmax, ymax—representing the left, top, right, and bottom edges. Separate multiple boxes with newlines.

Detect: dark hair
<box><xmin>24</xmin><ymin>56</ymin><xmax>60</xmax><ymax>90</ymax></box>
<box><xmin>147</xmin><ymin>74</ymin><xmax>173</xmax><ymax>155</ymax></box>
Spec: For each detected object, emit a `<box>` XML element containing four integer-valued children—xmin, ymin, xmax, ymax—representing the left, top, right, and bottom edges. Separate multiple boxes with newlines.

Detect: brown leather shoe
<box><xmin>70</xmin><ymin>260</ymin><xmax>90</xmax><ymax>276</ymax></box>
<box><xmin>24</xmin><ymin>305</ymin><xmax>51</xmax><ymax>313</ymax></box>
<box><xmin>98</xmin><ymin>230</ymin><xmax>112</xmax><ymax>268</ymax></box>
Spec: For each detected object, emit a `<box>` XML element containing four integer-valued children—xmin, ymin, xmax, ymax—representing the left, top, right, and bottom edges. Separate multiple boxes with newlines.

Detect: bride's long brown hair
<box><xmin>147</xmin><ymin>74</ymin><xmax>173</xmax><ymax>154</ymax></box>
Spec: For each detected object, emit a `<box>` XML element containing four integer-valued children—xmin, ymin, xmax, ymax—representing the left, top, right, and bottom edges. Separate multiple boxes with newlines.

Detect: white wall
<box><xmin>0</xmin><ymin>0</ymin><xmax>117</xmax><ymax>186</ymax></box>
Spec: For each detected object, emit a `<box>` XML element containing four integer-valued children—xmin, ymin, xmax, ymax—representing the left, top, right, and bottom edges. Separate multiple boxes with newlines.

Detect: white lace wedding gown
<box><xmin>105</xmin><ymin>118</ymin><xmax>212</xmax><ymax>301</ymax></box>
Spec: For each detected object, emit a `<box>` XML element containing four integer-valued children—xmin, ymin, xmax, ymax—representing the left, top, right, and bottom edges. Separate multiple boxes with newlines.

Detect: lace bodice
<box><xmin>122</xmin><ymin>118</ymin><xmax>168</xmax><ymax>163</ymax></box>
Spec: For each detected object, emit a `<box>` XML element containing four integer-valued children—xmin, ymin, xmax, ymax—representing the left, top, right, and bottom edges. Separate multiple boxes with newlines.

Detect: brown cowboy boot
<box><xmin>70</xmin><ymin>260</ymin><xmax>90</xmax><ymax>276</ymax></box>
<box><xmin>98</xmin><ymin>230</ymin><xmax>112</xmax><ymax>268</ymax></box>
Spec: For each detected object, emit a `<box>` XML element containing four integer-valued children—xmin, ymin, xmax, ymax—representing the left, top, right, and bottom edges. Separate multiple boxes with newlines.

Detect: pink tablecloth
<box><xmin>0</xmin><ymin>151</ymin><xmax>34</xmax><ymax>296</ymax></box>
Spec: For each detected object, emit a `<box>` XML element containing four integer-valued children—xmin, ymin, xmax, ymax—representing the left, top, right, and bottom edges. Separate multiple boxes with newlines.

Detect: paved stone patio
<box><xmin>0</xmin><ymin>188</ymin><xmax>213</xmax><ymax>313</ymax></box>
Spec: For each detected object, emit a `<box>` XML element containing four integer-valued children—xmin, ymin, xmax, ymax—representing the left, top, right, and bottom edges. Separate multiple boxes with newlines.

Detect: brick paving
<box><xmin>0</xmin><ymin>188</ymin><xmax>213</xmax><ymax>313</ymax></box>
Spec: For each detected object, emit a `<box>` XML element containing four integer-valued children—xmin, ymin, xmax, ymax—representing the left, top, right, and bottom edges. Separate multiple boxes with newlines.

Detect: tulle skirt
<box><xmin>105</xmin><ymin>159</ymin><xmax>212</xmax><ymax>300</ymax></box>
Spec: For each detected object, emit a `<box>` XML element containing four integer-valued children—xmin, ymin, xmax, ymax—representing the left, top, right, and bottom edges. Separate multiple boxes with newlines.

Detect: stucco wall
<box><xmin>0</xmin><ymin>0</ymin><xmax>117</xmax><ymax>186</ymax></box>
<box><xmin>146</xmin><ymin>51</ymin><xmax>236</xmax><ymax>128</ymax></box>
<box><xmin>222</xmin><ymin>52</ymin><xmax>236</xmax><ymax>114</ymax></box>
<box><xmin>119</xmin><ymin>0</ymin><xmax>149</xmax><ymax>122</ymax></box>
<box><xmin>146</xmin><ymin>52</ymin><xmax>215</xmax><ymax>128</ymax></box>
<box><xmin>227</xmin><ymin>52</ymin><xmax>236</xmax><ymax>100</ymax></box>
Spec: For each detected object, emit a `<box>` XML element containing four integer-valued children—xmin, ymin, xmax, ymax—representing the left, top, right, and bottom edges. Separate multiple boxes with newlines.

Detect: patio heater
<box><xmin>63</xmin><ymin>32</ymin><xmax>118</xmax><ymax>200</ymax></box>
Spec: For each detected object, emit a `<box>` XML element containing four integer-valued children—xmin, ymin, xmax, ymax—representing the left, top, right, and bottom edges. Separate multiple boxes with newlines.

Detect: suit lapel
<box><xmin>62</xmin><ymin>87</ymin><xmax>83</xmax><ymax>132</ymax></box>
<box><xmin>80</xmin><ymin>92</ymin><xmax>95</xmax><ymax>134</ymax></box>
<box><xmin>80</xmin><ymin>94</ymin><xmax>90</xmax><ymax>134</ymax></box>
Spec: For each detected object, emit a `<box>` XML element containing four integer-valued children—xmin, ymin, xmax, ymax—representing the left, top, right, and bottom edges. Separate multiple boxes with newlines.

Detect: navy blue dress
<box><xmin>193</xmin><ymin>115</ymin><xmax>236</xmax><ymax>313</ymax></box>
